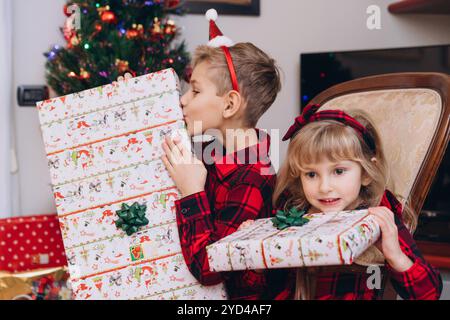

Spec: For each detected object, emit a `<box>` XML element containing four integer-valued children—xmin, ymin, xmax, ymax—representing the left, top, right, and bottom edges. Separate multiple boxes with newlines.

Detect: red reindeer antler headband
<box><xmin>283</xmin><ymin>104</ymin><xmax>376</xmax><ymax>152</ymax></box>
<box><xmin>205</xmin><ymin>9</ymin><xmax>239</xmax><ymax>92</ymax></box>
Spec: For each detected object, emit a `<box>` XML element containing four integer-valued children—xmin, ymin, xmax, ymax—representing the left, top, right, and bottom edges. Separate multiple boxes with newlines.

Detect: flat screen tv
<box><xmin>300</xmin><ymin>44</ymin><xmax>450</xmax><ymax>242</ymax></box>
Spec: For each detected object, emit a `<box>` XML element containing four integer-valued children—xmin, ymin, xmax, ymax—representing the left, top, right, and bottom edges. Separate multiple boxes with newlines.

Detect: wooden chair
<box><xmin>295</xmin><ymin>72</ymin><xmax>450</xmax><ymax>300</ymax></box>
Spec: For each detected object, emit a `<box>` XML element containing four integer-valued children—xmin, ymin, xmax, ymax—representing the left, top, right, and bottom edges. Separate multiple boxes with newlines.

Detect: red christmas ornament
<box><xmin>80</xmin><ymin>68</ymin><xmax>91</xmax><ymax>80</ymax></box>
<box><xmin>126</xmin><ymin>29</ymin><xmax>139</xmax><ymax>39</ymax></box>
<box><xmin>63</xmin><ymin>4</ymin><xmax>71</xmax><ymax>17</ymax></box>
<box><xmin>165</xmin><ymin>0</ymin><xmax>180</xmax><ymax>9</ymax></box>
<box><xmin>101</xmin><ymin>11</ymin><xmax>117</xmax><ymax>23</ymax></box>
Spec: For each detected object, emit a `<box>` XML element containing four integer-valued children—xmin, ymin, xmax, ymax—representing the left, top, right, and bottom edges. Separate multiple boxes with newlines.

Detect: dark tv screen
<box><xmin>300</xmin><ymin>44</ymin><xmax>450</xmax><ymax>108</ymax></box>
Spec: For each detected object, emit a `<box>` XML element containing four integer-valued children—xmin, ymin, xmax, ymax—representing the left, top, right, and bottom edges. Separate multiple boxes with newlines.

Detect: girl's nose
<box><xmin>318</xmin><ymin>177</ymin><xmax>332</xmax><ymax>193</ymax></box>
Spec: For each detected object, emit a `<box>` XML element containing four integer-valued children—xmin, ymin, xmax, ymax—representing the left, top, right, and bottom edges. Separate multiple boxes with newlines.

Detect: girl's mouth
<box><xmin>318</xmin><ymin>198</ymin><xmax>341</xmax><ymax>206</ymax></box>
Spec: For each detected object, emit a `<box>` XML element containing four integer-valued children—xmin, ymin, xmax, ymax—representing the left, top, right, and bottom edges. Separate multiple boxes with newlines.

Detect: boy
<box><xmin>161</xmin><ymin>9</ymin><xmax>282</xmax><ymax>300</ymax></box>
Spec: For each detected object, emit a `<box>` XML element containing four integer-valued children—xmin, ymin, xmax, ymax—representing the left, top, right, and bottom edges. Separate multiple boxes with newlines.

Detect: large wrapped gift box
<box><xmin>207</xmin><ymin>210</ymin><xmax>380</xmax><ymax>271</ymax></box>
<box><xmin>37</xmin><ymin>68</ymin><xmax>227</xmax><ymax>300</ymax></box>
<box><xmin>0</xmin><ymin>214</ymin><xmax>67</xmax><ymax>272</ymax></box>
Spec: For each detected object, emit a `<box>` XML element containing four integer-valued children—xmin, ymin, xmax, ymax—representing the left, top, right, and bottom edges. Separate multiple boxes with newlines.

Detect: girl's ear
<box><xmin>362</xmin><ymin>157</ymin><xmax>377</xmax><ymax>186</ymax></box>
<box><xmin>222</xmin><ymin>90</ymin><xmax>243</xmax><ymax>119</ymax></box>
<box><xmin>362</xmin><ymin>173</ymin><xmax>372</xmax><ymax>187</ymax></box>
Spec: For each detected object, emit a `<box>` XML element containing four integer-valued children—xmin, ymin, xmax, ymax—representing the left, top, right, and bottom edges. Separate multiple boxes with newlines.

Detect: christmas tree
<box><xmin>44</xmin><ymin>0</ymin><xmax>190</xmax><ymax>96</ymax></box>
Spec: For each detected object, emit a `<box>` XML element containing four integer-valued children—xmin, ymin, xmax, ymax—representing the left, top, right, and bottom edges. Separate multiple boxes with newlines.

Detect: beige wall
<box><xmin>12</xmin><ymin>0</ymin><xmax>450</xmax><ymax>215</ymax></box>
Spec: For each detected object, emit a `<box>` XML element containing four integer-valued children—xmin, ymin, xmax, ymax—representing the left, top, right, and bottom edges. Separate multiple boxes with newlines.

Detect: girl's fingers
<box><xmin>369</xmin><ymin>210</ymin><xmax>388</xmax><ymax>229</ymax></box>
<box><xmin>376</xmin><ymin>207</ymin><xmax>396</xmax><ymax>229</ymax></box>
<box><xmin>124</xmin><ymin>73</ymin><xmax>133</xmax><ymax>80</ymax></box>
<box><xmin>381</xmin><ymin>207</ymin><xmax>396</xmax><ymax>225</ymax></box>
<box><xmin>370</xmin><ymin>210</ymin><xmax>396</xmax><ymax>235</ymax></box>
<box><xmin>117</xmin><ymin>76</ymin><xmax>124</xmax><ymax>82</ymax></box>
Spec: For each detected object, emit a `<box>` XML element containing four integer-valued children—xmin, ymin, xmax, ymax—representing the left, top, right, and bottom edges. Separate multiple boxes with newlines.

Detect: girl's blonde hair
<box><xmin>273</xmin><ymin>109</ymin><xmax>417</xmax><ymax>231</ymax></box>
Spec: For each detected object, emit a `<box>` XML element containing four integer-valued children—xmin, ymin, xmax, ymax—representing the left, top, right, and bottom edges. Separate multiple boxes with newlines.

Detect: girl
<box><xmin>270</xmin><ymin>104</ymin><xmax>442</xmax><ymax>300</ymax></box>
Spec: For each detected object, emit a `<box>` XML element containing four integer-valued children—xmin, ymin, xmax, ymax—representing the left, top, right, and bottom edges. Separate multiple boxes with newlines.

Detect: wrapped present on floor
<box><xmin>0</xmin><ymin>214</ymin><xmax>67</xmax><ymax>273</ymax></box>
<box><xmin>0</xmin><ymin>267</ymin><xmax>71</xmax><ymax>300</ymax></box>
<box><xmin>206</xmin><ymin>209</ymin><xmax>381</xmax><ymax>272</ymax></box>
<box><xmin>37</xmin><ymin>68</ymin><xmax>227</xmax><ymax>300</ymax></box>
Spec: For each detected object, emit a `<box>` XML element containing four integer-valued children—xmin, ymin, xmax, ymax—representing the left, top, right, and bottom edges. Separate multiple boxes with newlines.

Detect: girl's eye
<box><xmin>192</xmin><ymin>89</ymin><xmax>200</xmax><ymax>95</ymax></box>
<box><xmin>305</xmin><ymin>172</ymin><xmax>316</xmax><ymax>178</ymax></box>
<box><xmin>335</xmin><ymin>168</ymin><xmax>346</xmax><ymax>175</ymax></box>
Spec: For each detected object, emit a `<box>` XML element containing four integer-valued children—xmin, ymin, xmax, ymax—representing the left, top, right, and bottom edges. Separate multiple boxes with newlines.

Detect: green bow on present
<box><xmin>272</xmin><ymin>207</ymin><xmax>310</xmax><ymax>230</ymax></box>
<box><xmin>115</xmin><ymin>202</ymin><xmax>149</xmax><ymax>236</ymax></box>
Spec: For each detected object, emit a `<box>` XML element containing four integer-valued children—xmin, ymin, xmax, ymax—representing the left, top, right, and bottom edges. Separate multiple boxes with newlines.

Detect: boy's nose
<box><xmin>180</xmin><ymin>92</ymin><xmax>188</xmax><ymax>109</ymax></box>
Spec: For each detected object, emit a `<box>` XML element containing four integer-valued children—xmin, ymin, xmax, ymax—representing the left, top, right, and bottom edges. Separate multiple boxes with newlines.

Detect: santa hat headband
<box><xmin>205</xmin><ymin>9</ymin><xmax>239</xmax><ymax>92</ymax></box>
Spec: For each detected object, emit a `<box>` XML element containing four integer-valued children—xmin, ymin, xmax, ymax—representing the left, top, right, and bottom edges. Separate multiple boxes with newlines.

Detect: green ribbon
<box><xmin>115</xmin><ymin>202</ymin><xmax>149</xmax><ymax>236</ymax></box>
<box><xmin>272</xmin><ymin>207</ymin><xmax>310</xmax><ymax>230</ymax></box>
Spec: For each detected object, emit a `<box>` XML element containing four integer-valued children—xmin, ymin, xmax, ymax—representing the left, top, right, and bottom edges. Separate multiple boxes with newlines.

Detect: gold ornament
<box><xmin>152</xmin><ymin>17</ymin><xmax>162</xmax><ymax>35</ymax></box>
<box><xmin>115</xmin><ymin>59</ymin><xmax>129</xmax><ymax>73</ymax></box>
<box><xmin>79</xmin><ymin>68</ymin><xmax>90</xmax><ymax>79</ymax></box>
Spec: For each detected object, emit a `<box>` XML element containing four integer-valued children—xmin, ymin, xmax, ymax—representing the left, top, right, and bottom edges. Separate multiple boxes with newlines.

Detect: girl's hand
<box><xmin>162</xmin><ymin>135</ymin><xmax>207</xmax><ymax>198</ymax></box>
<box><xmin>368</xmin><ymin>206</ymin><xmax>414</xmax><ymax>272</ymax></box>
<box><xmin>238</xmin><ymin>220</ymin><xmax>255</xmax><ymax>231</ymax></box>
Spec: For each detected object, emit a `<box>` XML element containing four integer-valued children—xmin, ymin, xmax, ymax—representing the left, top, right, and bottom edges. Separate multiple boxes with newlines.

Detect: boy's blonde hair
<box><xmin>192</xmin><ymin>43</ymin><xmax>281</xmax><ymax>127</ymax></box>
<box><xmin>273</xmin><ymin>110</ymin><xmax>417</xmax><ymax>231</ymax></box>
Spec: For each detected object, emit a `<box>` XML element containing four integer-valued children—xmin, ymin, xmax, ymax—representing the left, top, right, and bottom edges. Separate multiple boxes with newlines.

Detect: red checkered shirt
<box><xmin>175</xmin><ymin>129</ymin><xmax>277</xmax><ymax>300</ymax></box>
<box><xmin>272</xmin><ymin>190</ymin><xmax>443</xmax><ymax>300</ymax></box>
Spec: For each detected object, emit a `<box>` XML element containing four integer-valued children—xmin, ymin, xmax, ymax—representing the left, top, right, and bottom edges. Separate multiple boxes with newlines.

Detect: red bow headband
<box><xmin>282</xmin><ymin>104</ymin><xmax>376</xmax><ymax>152</ymax></box>
<box><xmin>205</xmin><ymin>9</ymin><xmax>239</xmax><ymax>92</ymax></box>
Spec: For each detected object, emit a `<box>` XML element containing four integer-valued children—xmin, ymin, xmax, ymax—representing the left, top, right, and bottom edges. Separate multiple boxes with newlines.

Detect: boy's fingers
<box><xmin>162</xmin><ymin>141</ymin><xmax>178</xmax><ymax>165</ymax></box>
<box><xmin>117</xmin><ymin>76</ymin><xmax>124</xmax><ymax>82</ymax></box>
<box><xmin>124</xmin><ymin>73</ymin><xmax>133</xmax><ymax>80</ymax></box>
<box><xmin>162</xmin><ymin>155</ymin><xmax>174</xmax><ymax>176</ymax></box>
<box><xmin>165</xmin><ymin>136</ymin><xmax>183</xmax><ymax>161</ymax></box>
<box><xmin>173</xmin><ymin>136</ymin><xmax>187</xmax><ymax>157</ymax></box>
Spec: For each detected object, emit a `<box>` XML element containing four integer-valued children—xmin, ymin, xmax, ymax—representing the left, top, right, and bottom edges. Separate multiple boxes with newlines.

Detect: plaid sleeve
<box><xmin>385</xmin><ymin>214</ymin><xmax>443</xmax><ymax>300</ymax></box>
<box><xmin>175</xmin><ymin>183</ymin><xmax>268</xmax><ymax>287</ymax></box>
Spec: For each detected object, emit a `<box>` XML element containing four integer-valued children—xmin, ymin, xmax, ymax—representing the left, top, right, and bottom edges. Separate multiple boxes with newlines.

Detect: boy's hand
<box><xmin>369</xmin><ymin>206</ymin><xmax>413</xmax><ymax>272</ymax></box>
<box><xmin>162</xmin><ymin>135</ymin><xmax>207</xmax><ymax>198</ymax></box>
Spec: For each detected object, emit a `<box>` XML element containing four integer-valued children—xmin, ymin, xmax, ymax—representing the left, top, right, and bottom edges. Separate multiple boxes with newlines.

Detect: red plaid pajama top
<box><xmin>175</xmin><ymin>129</ymin><xmax>277</xmax><ymax>300</ymax></box>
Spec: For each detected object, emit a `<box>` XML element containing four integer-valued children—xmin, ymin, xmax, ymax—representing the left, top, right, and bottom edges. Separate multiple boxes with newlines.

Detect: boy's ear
<box><xmin>222</xmin><ymin>90</ymin><xmax>243</xmax><ymax>119</ymax></box>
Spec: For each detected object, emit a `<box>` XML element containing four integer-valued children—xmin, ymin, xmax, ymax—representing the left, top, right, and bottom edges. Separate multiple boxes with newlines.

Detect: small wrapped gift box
<box><xmin>0</xmin><ymin>214</ymin><xmax>67</xmax><ymax>273</ymax></box>
<box><xmin>206</xmin><ymin>210</ymin><xmax>380</xmax><ymax>271</ymax></box>
<box><xmin>0</xmin><ymin>267</ymin><xmax>71</xmax><ymax>300</ymax></box>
